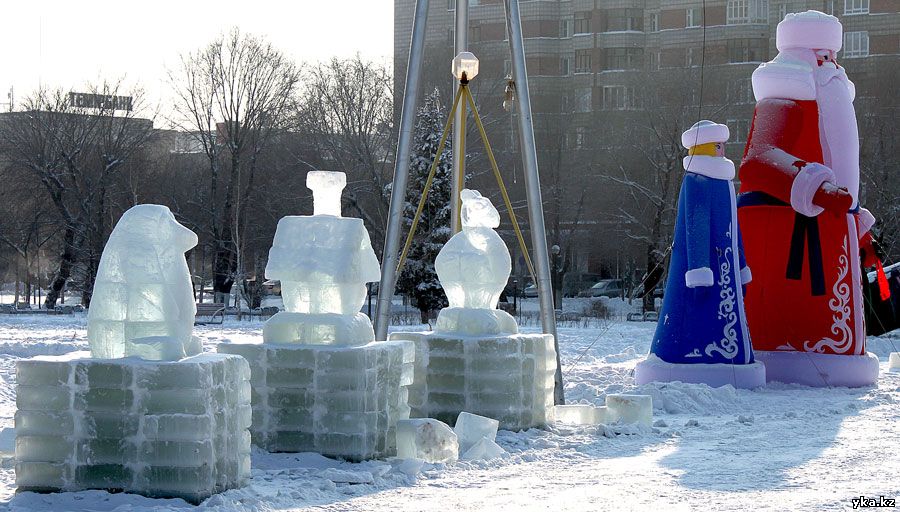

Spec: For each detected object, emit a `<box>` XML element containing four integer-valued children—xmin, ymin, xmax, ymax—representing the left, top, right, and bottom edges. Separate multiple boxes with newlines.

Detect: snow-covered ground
<box><xmin>0</xmin><ymin>313</ymin><xmax>898</xmax><ymax>511</ymax></box>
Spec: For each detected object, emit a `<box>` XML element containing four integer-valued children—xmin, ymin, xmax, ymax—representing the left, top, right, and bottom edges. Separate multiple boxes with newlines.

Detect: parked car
<box><xmin>563</xmin><ymin>273</ymin><xmax>603</xmax><ymax>298</ymax></box>
<box><xmin>522</xmin><ymin>284</ymin><xmax>538</xmax><ymax>298</ymax></box>
<box><xmin>578</xmin><ymin>279</ymin><xmax>624</xmax><ymax>298</ymax></box>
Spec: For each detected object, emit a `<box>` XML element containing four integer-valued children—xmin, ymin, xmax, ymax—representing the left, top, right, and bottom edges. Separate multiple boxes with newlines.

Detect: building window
<box><xmin>726</xmin><ymin>119</ymin><xmax>750</xmax><ymax>143</ymax></box>
<box><xmin>686</xmin><ymin>47</ymin><xmax>701</xmax><ymax>67</ymax></box>
<box><xmin>605</xmin><ymin>48</ymin><xmax>644</xmax><ymax>70</ymax></box>
<box><xmin>602</xmin><ymin>86</ymin><xmax>638</xmax><ymax>110</ymax></box>
<box><xmin>844</xmin><ymin>0</ymin><xmax>869</xmax><ymax>14</ymax></box>
<box><xmin>728</xmin><ymin>78</ymin><xmax>754</xmax><ymax>103</ymax></box>
<box><xmin>575</xmin><ymin>127</ymin><xmax>587</xmax><ymax>149</ymax></box>
<box><xmin>607</xmin><ymin>8</ymin><xmax>644</xmax><ymax>31</ymax></box>
<box><xmin>559</xmin><ymin>19</ymin><xmax>573</xmax><ymax>38</ymax></box>
<box><xmin>650</xmin><ymin>51</ymin><xmax>660</xmax><ymax>70</ymax></box>
<box><xmin>575</xmin><ymin>87</ymin><xmax>592</xmax><ymax>112</ymax></box>
<box><xmin>843</xmin><ymin>31</ymin><xmax>869</xmax><ymax>57</ymax></box>
<box><xmin>776</xmin><ymin>3</ymin><xmax>787</xmax><ymax>19</ymax></box>
<box><xmin>727</xmin><ymin>0</ymin><xmax>769</xmax><ymax>24</ymax></box>
<box><xmin>727</xmin><ymin>38</ymin><xmax>768</xmax><ymax>62</ymax></box>
<box><xmin>686</xmin><ymin>7</ymin><xmax>703</xmax><ymax>27</ymax></box>
<box><xmin>504</xmin><ymin>59</ymin><xmax>511</xmax><ymax>76</ymax></box>
<box><xmin>469</xmin><ymin>25</ymin><xmax>482</xmax><ymax>42</ymax></box>
<box><xmin>560</xmin><ymin>95</ymin><xmax>571</xmax><ymax>112</ymax></box>
<box><xmin>447</xmin><ymin>29</ymin><xmax>454</xmax><ymax>45</ymax></box>
<box><xmin>575</xmin><ymin>12</ymin><xmax>591</xmax><ymax>34</ymax></box>
<box><xmin>575</xmin><ymin>49</ymin><xmax>592</xmax><ymax>73</ymax></box>
<box><xmin>824</xmin><ymin>1</ymin><xmax>835</xmax><ymax>15</ymax></box>
<box><xmin>650</xmin><ymin>13</ymin><xmax>659</xmax><ymax>32</ymax></box>
<box><xmin>560</xmin><ymin>56</ymin><xmax>571</xmax><ymax>76</ymax></box>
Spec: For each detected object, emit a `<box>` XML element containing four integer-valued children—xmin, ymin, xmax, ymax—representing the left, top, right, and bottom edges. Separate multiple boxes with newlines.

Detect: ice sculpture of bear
<box><xmin>87</xmin><ymin>204</ymin><xmax>201</xmax><ymax>361</ymax></box>
<box><xmin>434</xmin><ymin>189</ymin><xmax>517</xmax><ymax>336</ymax></box>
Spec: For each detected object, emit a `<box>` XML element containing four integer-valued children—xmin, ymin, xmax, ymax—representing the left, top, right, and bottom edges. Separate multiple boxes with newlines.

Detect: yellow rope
<box><xmin>463</xmin><ymin>87</ymin><xmax>537</xmax><ymax>283</ymax></box>
<box><xmin>396</xmin><ymin>85</ymin><xmax>465</xmax><ymax>274</ymax></box>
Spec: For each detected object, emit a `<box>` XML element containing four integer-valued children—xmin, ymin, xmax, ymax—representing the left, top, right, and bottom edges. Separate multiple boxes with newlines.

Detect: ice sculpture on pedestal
<box><xmin>218</xmin><ymin>171</ymin><xmax>414</xmax><ymax>461</ymax></box>
<box><xmin>390</xmin><ymin>189</ymin><xmax>557</xmax><ymax>430</ymax></box>
<box><xmin>15</xmin><ymin>205</ymin><xmax>251</xmax><ymax>503</ymax></box>
<box><xmin>87</xmin><ymin>204</ymin><xmax>201</xmax><ymax>361</ymax></box>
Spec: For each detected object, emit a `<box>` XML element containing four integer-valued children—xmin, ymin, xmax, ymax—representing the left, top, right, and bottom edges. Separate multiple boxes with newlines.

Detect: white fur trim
<box><xmin>790</xmin><ymin>162</ymin><xmax>835</xmax><ymax>217</ymax></box>
<box><xmin>683</xmin><ymin>156</ymin><xmax>736</xmax><ymax>181</ymax></box>
<box><xmin>685</xmin><ymin>267</ymin><xmax>714</xmax><ymax>288</ymax></box>
<box><xmin>752</xmin><ymin>55</ymin><xmax>816</xmax><ymax>101</ymax></box>
<box><xmin>858</xmin><ymin>208</ymin><xmax>876</xmax><ymax>237</ymax></box>
<box><xmin>741</xmin><ymin>267</ymin><xmax>752</xmax><ymax>285</ymax></box>
<box><xmin>776</xmin><ymin>10</ymin><xmax>842</xmax><ymax>52</ymax></box>
<box><xmin>681</xmin><ymin>120</ymin><xmax>729</xmax><ymax>149</ymax></box>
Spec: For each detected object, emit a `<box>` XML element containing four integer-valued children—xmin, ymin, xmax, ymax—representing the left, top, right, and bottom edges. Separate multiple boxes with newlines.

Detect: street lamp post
<box><xmin>551</xmin><ymin>244</ymin><xmax>562</xmax><ymax>310</ymax></box>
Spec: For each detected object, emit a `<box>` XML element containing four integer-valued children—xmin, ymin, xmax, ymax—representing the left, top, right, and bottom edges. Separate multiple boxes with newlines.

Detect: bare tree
<box><xmin>0</xmin><ymin>81</ymin><xmax>155</xmax><ymax>308</ymax></box>
<box><xmin>294</xmin><ymin>55</ymin><xmax>394</xmax><ymax>247</ymax></box>
<box><xmin>170</xmin><ymin>28</ymin><xmax>301</xmax><ymax>304</ymax></box>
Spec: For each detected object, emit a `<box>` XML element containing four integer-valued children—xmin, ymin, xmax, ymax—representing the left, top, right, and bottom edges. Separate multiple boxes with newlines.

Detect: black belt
<box><xmin>737</xmin><ymin>191</ymin><xmax>826</xmax><ymax>296</ymax></box>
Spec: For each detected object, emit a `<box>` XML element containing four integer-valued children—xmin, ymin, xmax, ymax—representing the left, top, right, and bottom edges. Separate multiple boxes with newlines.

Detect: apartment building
<box><xmin>394</xmin><ymin>0</ymin><xmax>900</xmax><ymax>275</ymax></box>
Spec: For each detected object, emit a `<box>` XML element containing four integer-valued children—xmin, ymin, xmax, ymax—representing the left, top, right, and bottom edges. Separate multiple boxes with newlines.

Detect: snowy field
<box><xmin>0</xmin><ymin>313</ymin><xmax>898</xmax><ymax>511</ymax></box>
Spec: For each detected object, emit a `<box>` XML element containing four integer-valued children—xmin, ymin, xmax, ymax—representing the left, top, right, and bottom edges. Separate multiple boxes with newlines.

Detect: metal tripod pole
<box><xmin>503</xmin><ymin>0</ymin><xmax>564</xmax><ymax>404</ymax></box>
<box><xmin>374</xmin><ymin>0</ymin><xmax>430</xmax><ymax>341</ymax></box>
<box><xmin>450</xmin><ymin>0</ymin><xmax>469</xmax><ymax>234</ymax></box>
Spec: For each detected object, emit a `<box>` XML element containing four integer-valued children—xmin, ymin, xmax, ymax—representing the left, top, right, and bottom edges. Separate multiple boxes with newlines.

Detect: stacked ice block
<box><xmin>389</xmin><ymin>331</ymin><xmax>556</xmax><ymax>430</ymax></box>
<box><xmin>218</xmin><ymin>341</ymin><xmax>413</xmax><ymax>460</ymax></box>
<box><xmin>15</xmin><ymin>353</ymin><xmax>251</xmax><ymax>503</ymax></box>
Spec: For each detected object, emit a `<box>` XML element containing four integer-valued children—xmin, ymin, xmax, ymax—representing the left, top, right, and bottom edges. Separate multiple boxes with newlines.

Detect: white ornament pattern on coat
<box><xmin>705</xmin><ymin>244</ymin><xmax>739</xmax><ymax>360</ymax></box>
<box><xmin>804</xmin><ymin>236</ymin><xmax>853</xmax><ymax>353</ymax></box>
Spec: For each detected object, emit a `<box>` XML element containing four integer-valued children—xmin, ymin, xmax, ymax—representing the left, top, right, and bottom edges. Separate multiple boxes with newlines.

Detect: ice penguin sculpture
<box><xmin>87</xmin><ymin>204</ymin><xmax>201</xmax><ymax>360</ymax></box>
<box><xmin>434</xmin><ymin>189</ymin><xmax>517</xmax><ymax>335</ymax></box>
<box><xmin>634</xmin><ymin>121</ymin><xmax>766</xmax><ymax>389</ymax></box>
<box><xmin>263</xmin><ymin>170</ymin><xmax>381</xmax><ymax>344</ymax></box>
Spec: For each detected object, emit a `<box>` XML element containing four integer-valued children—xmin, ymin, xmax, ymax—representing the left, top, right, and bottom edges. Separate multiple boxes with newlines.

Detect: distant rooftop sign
<box><xmin>68</xmin><ymin>92</ymin><xmax>132</xmax><ymax>111</ymax></box>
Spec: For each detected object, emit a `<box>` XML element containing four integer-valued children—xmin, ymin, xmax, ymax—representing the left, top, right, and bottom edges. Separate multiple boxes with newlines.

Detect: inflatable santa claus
<box><xmin>737</xmin><ymin>10</ymin><xmax>879</xmax><ymax>387</ymax></box>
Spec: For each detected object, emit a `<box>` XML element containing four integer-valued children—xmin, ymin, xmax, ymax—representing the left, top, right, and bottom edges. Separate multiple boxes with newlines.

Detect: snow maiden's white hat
<box><xmin>681</xmin><ymin>120</ymin><xmax>729</xmax><ymax>149</ymax></box>
<box><xmin>681</xmin><ymin>121</ymin><xmax>735</xmax><ymax>180</ymax></box>
<box><xmin>776</xmin><ymin>10</ymin><xmax>842</xmax><ymax>52</ymax></box>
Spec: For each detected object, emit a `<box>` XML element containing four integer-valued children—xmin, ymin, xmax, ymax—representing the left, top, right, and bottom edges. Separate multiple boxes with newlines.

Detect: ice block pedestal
<box><xmin>217</xmin><ymin>340</ymin><xmax>413</xmax><ymax>461</ymax></box>
<box><xmin>15</xmin><ymin>353</ymin><xmax>251</xmax><ymax>503</ymax></box>
<box><xmin>388</xmin><ymin>330</ymin><xmax>556</xmax><ymax>430</ymax></box>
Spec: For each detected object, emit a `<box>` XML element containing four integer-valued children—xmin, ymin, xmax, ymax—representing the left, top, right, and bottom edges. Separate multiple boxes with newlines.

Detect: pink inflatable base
<box><xmin>634</xmin><ymin>355</ymin><xmax>767</xmax><ymax>389</ymax></box>
<box><xmin>753</xmin><ymin>350</ymin><xmax>879</xmax><ymax>388</ymax></box>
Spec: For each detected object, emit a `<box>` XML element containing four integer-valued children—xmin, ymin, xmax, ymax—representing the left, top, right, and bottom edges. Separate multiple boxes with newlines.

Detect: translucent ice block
<box><xmin>889</xmin><ymin>352</ymin><xmax>900</xmax><ymax>370</ymax></box>
<box><xmin>396</xmin><ymin>419</ymin><xmax>458</xmax><ymax>464</ymax></box>
<box><xmin>459</xmin><ymin>436</ymin><xmax>506</xmax><ymax>461</ymax></box>
<box><xmin>605</xmin><ymin>394</ymin><xmax>653</xmax><ymax>426</ymax></box>
<box><xmin>454</xmin><ymin>412</ymin><xmax>499</xmax><ymax>454</ymax></box>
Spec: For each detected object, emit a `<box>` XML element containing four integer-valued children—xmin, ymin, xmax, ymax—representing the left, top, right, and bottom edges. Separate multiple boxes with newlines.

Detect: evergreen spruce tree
<box><xmin>397</xmin><ymin>89</ymin><xmax>452</xmax><ymax>324</ymax></box>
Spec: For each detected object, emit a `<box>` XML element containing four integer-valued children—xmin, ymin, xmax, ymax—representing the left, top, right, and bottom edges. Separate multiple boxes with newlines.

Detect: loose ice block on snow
<box><xmin>217</xmin><ymin>340</ymin><xmax>414</xmax><ymax>461</ymax></box>
<box><xmin>460</xmin><ymin>436</ymin><xmax>506</xmax><ymax>461</ymax></box>
<box><xmin>454</xmin><ymin>412</ymin><xmax>499</xmax><ymax>454</ymax></box>
<box><xmin>396</xmin><ymin>418</ymin><xmax>458</xmax><ymax>464</ymax></box>
<box><xmin>889</xmin><ymin>353</ymin><xmax>900</xmax><ymax>371</ymax></box>
<box><xmin>15</xmin><ymin>353</ymin><xmax>251</xmax><ymax>503</ymax></box>
<box><xmin>554</xmin><ymin>405</ymin><xmax>608</xmax><ymax>426</ymax></box>
<box><xmin>389</xmin><ymin>331</ymin><xmax>557</xmax><ymax>431</ymax></box>
<box><xmin>605</xmin><ymin>394</ymin><xmax>652</xmax><ymax>427</ymax></box>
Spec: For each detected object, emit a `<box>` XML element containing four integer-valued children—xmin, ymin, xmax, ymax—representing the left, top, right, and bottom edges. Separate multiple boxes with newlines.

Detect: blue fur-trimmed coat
<box><xmin>650</xmin><ymin>156</ymin><xmax>755</xmax><ymax>365</ymax></box>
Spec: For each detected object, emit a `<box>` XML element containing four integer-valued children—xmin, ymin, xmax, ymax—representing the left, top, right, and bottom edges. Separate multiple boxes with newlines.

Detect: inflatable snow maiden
<box><xmin>736</xmin><ymin>11</ymin><xmax>879</xmax><ymax>387</ymax></box>
<box><xmin>635</xmin><ymin>121</ymin><xmax>765</xmax><ymax>389</ymax></box>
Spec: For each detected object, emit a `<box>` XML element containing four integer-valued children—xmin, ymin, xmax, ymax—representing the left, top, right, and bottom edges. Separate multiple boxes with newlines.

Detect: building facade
<box><xmin>394</xmin><ymin>0</ymin><xmax>900</xmax><ymax>280</ymax></box>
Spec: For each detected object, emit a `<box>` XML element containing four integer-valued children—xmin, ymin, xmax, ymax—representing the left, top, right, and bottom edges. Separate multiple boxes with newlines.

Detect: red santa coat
<box><xmin>737</xmin><ymin>53</ymin><xmax>875</xmax><ymax>360</ymax></box>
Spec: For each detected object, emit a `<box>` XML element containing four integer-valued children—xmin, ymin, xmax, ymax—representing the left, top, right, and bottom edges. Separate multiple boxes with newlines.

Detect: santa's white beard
<box><xmin>815</xmin><ymin>64</ymin><xmax>860</xmax><ymax>209</ymax></box>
